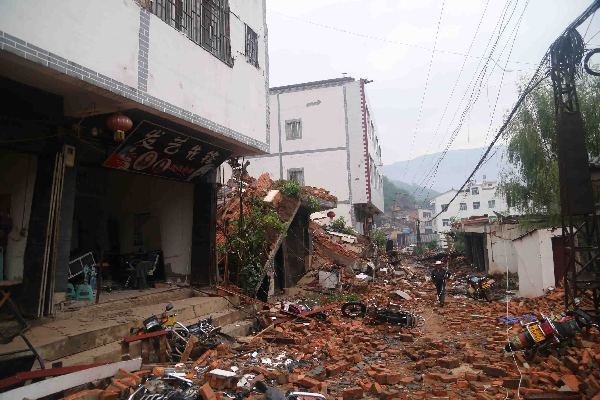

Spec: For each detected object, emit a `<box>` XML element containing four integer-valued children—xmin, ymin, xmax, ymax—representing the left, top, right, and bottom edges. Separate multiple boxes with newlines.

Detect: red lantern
<box><xmin>327</xmin><ymin>211</ymin><xmax>336</xmax><ymax>219</ymax></box>
<box><xmin>106</xmin><ymin>112</ymin><xmax>133</xmax><ymax>142</ymax></box>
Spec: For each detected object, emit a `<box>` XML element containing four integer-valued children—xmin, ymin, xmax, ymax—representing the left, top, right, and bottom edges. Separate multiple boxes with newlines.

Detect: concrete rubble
<box><xmin>13</xmin><ymin>251</ymin><xmax>598</xmax><ymax>400</ymax></box>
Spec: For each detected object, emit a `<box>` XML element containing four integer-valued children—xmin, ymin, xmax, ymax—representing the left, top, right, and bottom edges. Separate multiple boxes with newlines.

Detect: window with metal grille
<box><xmin>148</xmin><ymin>0</ymin><xmax>232</xmax><ymax>66</ymax></box>
<box><xmin>442</xmin><ymin>219</ymin><xmax>450</xmax><ymax>227</ymax></box>
<box><xmin>245</xmin><ymin>24</ymin><xmax>259</xmax><ymax>67</ymax></box>
<box><xmin>473</xmin><ymin>201</ymin><xmax>480</xmax><ymax>209</ymax></box>
<box><xmin>287</xmin><ymin>168</ymin><xmax>304</xmax><ymax>185</ymax></box>
<box><xmin>460</xmin><ymin>203</ymin><xmax>467</xmax><ymax>211</ymax></box>
<box><xmin>441</xmin><ymin>204</ymin><xmax>449</xmax><ymax>212</ymax></box>
<box><xmin>471</xmin><ymin>187</ymin><xmax>479</xmax><ymax>195</ymax></box>
<box><xmin>285</xmin><ymin>119</ymin><xmax>302</xmax><ymax>140</ymax></box>
<box><xmin>488</xmin><ymin>200</ymin><xmax>496</xmax><ymax>208</ymax></box>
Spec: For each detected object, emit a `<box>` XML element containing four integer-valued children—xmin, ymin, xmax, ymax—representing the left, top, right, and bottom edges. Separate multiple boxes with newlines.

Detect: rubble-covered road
<box><xmin>27</xmin><ymin>258</ymin><xmax>600</xmax><ymax>400</ymax></box>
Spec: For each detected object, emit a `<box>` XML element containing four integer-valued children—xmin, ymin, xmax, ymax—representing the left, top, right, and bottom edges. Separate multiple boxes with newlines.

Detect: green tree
<box><xmin>499</xmin><ymin>74</ymin><xmax>600</xmax><ymax>216</ymax></box>
<box><xmin>383</xmin><ymin>176</ymin><xmax>416</xmax><ymax>212</ymax></box>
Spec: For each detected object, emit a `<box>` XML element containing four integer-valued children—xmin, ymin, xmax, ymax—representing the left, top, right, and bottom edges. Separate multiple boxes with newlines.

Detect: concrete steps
<box><xmin>0</xmin><ymin>291</ymin><xmax>250</xmax><ymax>364</ymax></box>
<box><xmin>55</xmin><ymin>310</ymin><xmax>255</xmax><ymax>367</ymax></box>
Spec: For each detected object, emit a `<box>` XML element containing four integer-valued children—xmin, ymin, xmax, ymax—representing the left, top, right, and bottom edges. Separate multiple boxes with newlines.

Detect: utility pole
<box><xmin>416</xmin><ymin>217</ymin><xmax>422</xmax><ymax>248</ymax></box>
<box><xmin>549</xmin><ymin>0</ymin><xmax>600</xmax><ymax>315</ymax></box>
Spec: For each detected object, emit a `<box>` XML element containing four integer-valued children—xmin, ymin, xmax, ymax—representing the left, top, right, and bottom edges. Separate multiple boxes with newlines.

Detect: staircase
<box><xmin>0</xmin><ymin>288</ymin><xmax>254</xmax><ymax>367</ymax></box>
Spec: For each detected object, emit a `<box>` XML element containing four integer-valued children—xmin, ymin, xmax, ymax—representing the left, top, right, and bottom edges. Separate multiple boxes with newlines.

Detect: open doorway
<box><xmin>66</xmin><ymin>166</ymin><xmax>194</xmax><ymax>302</ymax></box>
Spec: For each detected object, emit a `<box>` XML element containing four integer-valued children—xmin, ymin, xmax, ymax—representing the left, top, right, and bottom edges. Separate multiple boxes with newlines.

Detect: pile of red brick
<box><xmin>65</xmin><ymin>261</ymin><xmax>599</xmax><ymax>400</ymax></box>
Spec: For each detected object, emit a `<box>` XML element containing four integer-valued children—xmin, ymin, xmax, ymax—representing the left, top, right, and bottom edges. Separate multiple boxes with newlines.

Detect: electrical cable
<box><xmin>583</xmin><ymin>9</ymin><xmax>597</xmax><ymax>39</ymax></box>
<box><xmin>408</xmin><ymin>0</ymin><xmax>492</xmax><ymax>185</ymax></box>
<box><xmin>428</xmin><ymin>70</ymin><xmax>548</xmax><ymax>223</ymax></box>
<box><xmin>399</xmin><ymin>0</ymin><xmax>447</xmax><ymax>182</ymax></box>
<box><xmin>587</xmin><ymin>28</ymin><xmax>600</xmax><ymax>43</ymax></box>
<box><xmin>270</xmin><ymin>10</ymin><xmax>539</xmax><ymax>68</ymax></box>
<box><xmin>483</xmin><ymin>0</ymin><xmax>530</xmax><ymax>144</ymax></box>
<box><xmin>411</xmin><ymin>0</ymin><xmax>523</xmax><ymax>193</ymax></box>
<box><xmin>428</xmin><ymin>0</ymin><xmax>600</xmax><ymax>221</ymax></box>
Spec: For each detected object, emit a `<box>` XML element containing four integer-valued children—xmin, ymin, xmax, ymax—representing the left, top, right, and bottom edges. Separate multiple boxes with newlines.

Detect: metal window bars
<box><xmin>245</xmin><ymin>24</ymin><xmax>259</xmax><ymax>67</ymax></box>
<box><xmin>149</xmin><ymin>0</ymin><xmax>232</xmax><ymax>66</ymax></box>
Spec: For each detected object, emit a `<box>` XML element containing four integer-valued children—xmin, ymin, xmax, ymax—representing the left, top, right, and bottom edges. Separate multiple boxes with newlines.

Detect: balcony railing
<box><xmin>147</xmin><ymin>0</ymin><xmax>233</xmax><ymax>66</ymax></box>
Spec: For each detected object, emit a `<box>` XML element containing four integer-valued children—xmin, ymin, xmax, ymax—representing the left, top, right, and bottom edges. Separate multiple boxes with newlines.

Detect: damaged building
<box><xmin>0</xmin><ymin>0</ymin><xmax>270</xmax><ymax>317</ymax></box>
<box><xmin>241</xmin><ymin>77</ymin><xmax>385</xmax><ymax>235</ymax></box>
<box><xmin>453</xmin><ymin>216</ymin><xmax>562</xmax><ymax>298</ymax></box>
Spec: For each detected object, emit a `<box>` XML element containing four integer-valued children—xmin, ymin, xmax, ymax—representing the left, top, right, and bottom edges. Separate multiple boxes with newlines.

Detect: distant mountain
<box><xmin>383</xmin><ymin>146</ymin><xmax>507</xmax><ymax>193</ymax></box>
<box><xmin>391</xmin><ymin>180</ymin><xmax>439</xmax><ymax>205</ymax></box>
<box><xmin>382</xmin><ymin>176</ymin><xmax>438</xmax><ymax>211</ymax></box>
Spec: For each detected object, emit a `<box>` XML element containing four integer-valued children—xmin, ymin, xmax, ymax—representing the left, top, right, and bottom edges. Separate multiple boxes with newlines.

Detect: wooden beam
<box><xmin>123</xmin><ymin>330</ymin><xmax>166</xmax><ymax>343</ymax></box>
<box><xmin>0</xmin><ymin>358</ymin><xmax>142</xmax><ymax>400</ymax></box>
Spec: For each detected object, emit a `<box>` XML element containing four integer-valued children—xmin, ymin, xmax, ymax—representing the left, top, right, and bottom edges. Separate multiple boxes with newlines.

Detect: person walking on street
<box><xmin>431</xmin><ymin>260</ymin><xmax>450</xmax><ymax>306</ymax></box>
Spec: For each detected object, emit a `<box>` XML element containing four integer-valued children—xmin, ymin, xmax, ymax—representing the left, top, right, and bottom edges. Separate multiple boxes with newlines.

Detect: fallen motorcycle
<box><xmin>341</xmin><ymin>300</ymin><xmax>419</xmax><ymax>327</ymax></box>
<box><xmin>465</xmin><ymin>275</ymin><xmax>494</xmax><ymax>301</ymax></box>
<box><xmin>132</xmin><ymin>304</ymin><xmax>228</xmax><ymax>362</ymax></box>
<box><xmin>505</xmin><ymin>309</ymin><xmax>599</xmax><ymax>359</ymax></box>
<box><xmin>281</xmin><ymin>301</ymin><xmax>327</xmax><ymax>320</ymax></box>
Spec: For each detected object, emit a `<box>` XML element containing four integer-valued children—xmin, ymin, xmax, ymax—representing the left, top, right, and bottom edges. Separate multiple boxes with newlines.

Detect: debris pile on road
<box><xmin>7</xmin><ymin>256</ymin><xmax>600</xmax><ymax>400</ymax></box>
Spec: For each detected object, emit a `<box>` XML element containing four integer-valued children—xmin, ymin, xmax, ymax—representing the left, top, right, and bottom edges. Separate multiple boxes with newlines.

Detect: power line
<box><xmin>430</xmin><ymin>71</ymin><xmax>548</xmax><ymax>223</ymax></box>
<box><xmin>400</xmin><ymin>0</ymin><xmax>447</xmax><ymax>182</ymax></box>
<box><xmin>583</xmin><ymin>9</ymin><xmax>597</xmax><ymax>39</ymax></box>
<box><xmin>482</xmin><ymin>0</ymin><xmax>530</xmax><ymax>144</ymax></box>
<box><xmin>430</xmin><ymin>0</ymin><xmax>600</xmax><ymax>222</ymax></box>
<box><xmin>415</xmin><ymin>0</ymin><xmax>521</xmax><ymax>189</ymax></box>
<box><xmin>587</xmin><ymin>28</ymin><xmax>600</xmax><ymax>43</ymax></box>
<box><xmin>414</xmin><ymin>0</ymin><xmax>523</xmax><ymax>194</ymax></box>
<box><xmin>270</xmin><ymin>10</ymin><xmax>539</xmax><ymax>68</ymax></box>
<box><xmin>407</xmin><ymin>0</ymin><xmax>492</xmax><ymax>185</ymax></box>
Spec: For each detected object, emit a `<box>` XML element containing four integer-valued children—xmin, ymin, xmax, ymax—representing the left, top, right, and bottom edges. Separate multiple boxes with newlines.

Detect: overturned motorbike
<box><xmin>341</xmin><ymin>300</ymin><xmax>419</xmax><ymax>327</ymax></box>
<box><xmin>465</xmin><ymin>275</ymin><xmax>494</xmax><ymax>301</ymax></box>
<box><xmin>132</xmin><ymin>303</ymin><xmax>229</xmax><ymax>362</ymax></box>
<box><xmin>505</xmin><ymin>309</ymin><xmax>600</xmax><ymax>359</ymax></box>
<box><xmin>281</xmin><ymin>301</ymin><xmax>327</xmax><ymax>320</ymax></box>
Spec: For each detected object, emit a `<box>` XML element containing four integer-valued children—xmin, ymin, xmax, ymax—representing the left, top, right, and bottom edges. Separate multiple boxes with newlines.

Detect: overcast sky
<box><xmin>266</xmin><ymin>0</ymin><xmax>600</xmax><ymax>182</ymax></box>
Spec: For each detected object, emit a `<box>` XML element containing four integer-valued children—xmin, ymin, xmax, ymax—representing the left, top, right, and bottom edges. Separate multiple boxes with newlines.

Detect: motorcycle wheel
<box><xmin>482</xmin><ymin>289</ymin><xmax>492</xmax><ymax>302</ymax></box>
<box><xmin>341</xmin><ymin>302</ymin><xmax>367</xmax><ymax>318</ymax></box>
<box><xmin>167</xmin><ymin>323</ymin><xmax>191</xmax><ymax>361</ymax></box>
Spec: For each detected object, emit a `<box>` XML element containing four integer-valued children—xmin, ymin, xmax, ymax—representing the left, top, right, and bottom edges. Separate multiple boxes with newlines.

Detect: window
<box><xmin>473</xmin><ymin>201</ymin><xmax>480</xmax><ymax>210</ymax></box>
<box><xmin>471</xmin><ymin>187</ymin><xmax>479</xmax><ymax>195</ymax></box>
<box><xmin>287</xmin><ymin>168</ymin><xmax>304</xmax><ymax>185</ymax></box>
<box><xmin>423</xmin><ymin>212</ymin><xmax>431</xmax><ymax>219</ymax></box>
<box><xmin>488</xmin><ymin>200</ymin><xmax>496</xmax><ymax>209</ymax></box>
<box><xmin>424</xmin><ymin>220</ymin><xmax>432</xmax><ymax>227</ymax></box>
<box><xmin>285</xmin><ymin>119</ymin><xmax>302</xmax><ymax>140</ymax></box>
<box><xmin>442</xmin><ymin>219</ymin><xmax>450</xmax><ymax>227</ymax></box>
<box><xmin>245</xmin><ymin>24</ymin><xmax>259</xmax><ymax>67</ymax></box>
<box><xmin>149</xmin><ymin>0</ymin><xmax>232</xmax><ymax>66</ymax></box>
<box><xmin>460</xmin><ymin>203</ymin><xmax>467</xmax><ymax>211</ymax></box>
<box><xmin>441</xmin><ymin>204</ymin><xmax>449</xmax><ymax>212</ymax></box>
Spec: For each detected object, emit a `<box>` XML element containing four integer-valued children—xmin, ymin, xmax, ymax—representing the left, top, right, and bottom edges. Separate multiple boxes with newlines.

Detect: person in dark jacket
<box><xmin>431</xmin><ymin>260</ymin><xmax>451</xmax><ymax>306</ymax></box>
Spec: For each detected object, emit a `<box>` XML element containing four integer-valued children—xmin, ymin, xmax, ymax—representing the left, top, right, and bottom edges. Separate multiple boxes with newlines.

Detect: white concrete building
<box><xmin>0</xmin><ymin>0</ymin><xmax>269</xmax><ymax>316</ymax></box>
<box><xmin>431</xmin><ymin>179</ymin><xmax>510</xmax><ymax>234</ymax></box>
<box><xmin>246</xmin><ymin>77</ymin><xmax>384</xmax><ymax>234</ymax></box>
<box><xmin>417</xmin><ymin>208</ymin><xmax>434</xmax><ymax>235</ymax></box>
<box><xmin>457</xmin><ymin>220</ymin><xmax>560</xmax><ymax>298</ymax></box>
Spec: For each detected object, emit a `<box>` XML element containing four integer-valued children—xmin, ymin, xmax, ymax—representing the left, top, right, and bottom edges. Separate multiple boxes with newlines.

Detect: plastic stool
<box><xmin>76</xmin><ymin>284</ymin><xmax>94</xmax><ymax>301</ymax></box>
<box><xmin>66</xmin><ymin>283</ymin><xmax>76</xmax><ymax>300</ymax></box>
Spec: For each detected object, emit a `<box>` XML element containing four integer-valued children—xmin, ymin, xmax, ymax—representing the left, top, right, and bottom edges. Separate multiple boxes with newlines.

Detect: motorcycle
<box><xmin>465</xmin><ymin>275</ymin><xmax>494</xmax><ymax>301</ymax></box>
<box><xmin>505</xmin><ymin>309</ymin><xmax>599</xmax><ymax>359</ymax></box>
<box><xmin>132</xmin><ymin>304</ymin><xmax>228</xmax><ymax>362</ymax></box>
<box><xmin>341</xmin><ymin>300</ymin><xmax>419</xmax><ymax>327</ymax></box>
<box><xmin>281</xmin><ymin>301</ymin><xmax>327</xmax><ymax>320</ymax></box>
